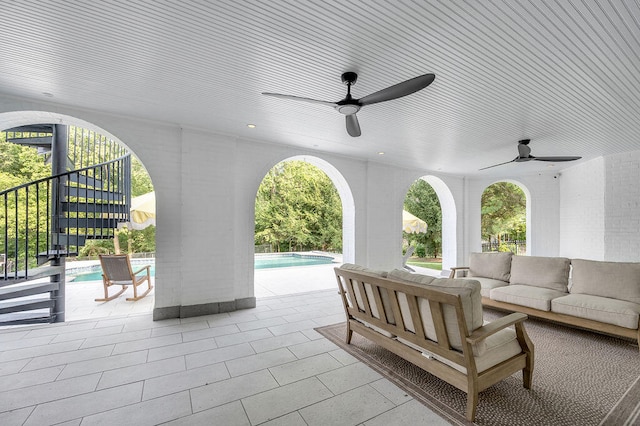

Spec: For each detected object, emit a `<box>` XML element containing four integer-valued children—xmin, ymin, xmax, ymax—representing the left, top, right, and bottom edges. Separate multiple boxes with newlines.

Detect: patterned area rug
<box><xmin>316</xmin><ymin>310</ymin><xmax>640</xmax><ymax>426</ymax></box>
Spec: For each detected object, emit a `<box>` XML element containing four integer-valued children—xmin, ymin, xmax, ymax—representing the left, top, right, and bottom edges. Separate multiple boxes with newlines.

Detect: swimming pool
<box><xmin>69</xmin><ymin>253</ymin><xmax>335</xmax><ymax>281</ymax></box>
<box><xmin>254</xmin><ymin>253</ymin><xmax>335</xmax><ymax>269</ymax></box>
<box><xmin>69</xmin><ymin>260</ymin><xmax>156</xmax><ymax>282</ymax></box>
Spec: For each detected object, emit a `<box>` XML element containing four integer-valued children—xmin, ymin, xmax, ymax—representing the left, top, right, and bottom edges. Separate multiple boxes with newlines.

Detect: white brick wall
<box><xmin>4</xmin><ymin>96</ymin><xmax>640</xmax><ymax>315</ymax></box>
<box><xmin>604</xmin><ymin>151</ymin><xmax>640</xmax><ymax>261</ymax></box>
<box><xmin>559</xmin><ymin>158</ymin><xmax>605</xmax><ymax>260</ymax></box>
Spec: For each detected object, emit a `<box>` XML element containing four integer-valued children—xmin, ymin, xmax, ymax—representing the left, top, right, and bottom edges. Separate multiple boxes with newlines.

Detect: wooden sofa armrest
<box><xmin>449</xmin><ymin>266</ymin><xmax>469</xmax><ymax>278</ymax></box>
<box><xmin>466</xmin><ymin>312</ymin><xmax>528</xmax><ymax>345</ymax></box>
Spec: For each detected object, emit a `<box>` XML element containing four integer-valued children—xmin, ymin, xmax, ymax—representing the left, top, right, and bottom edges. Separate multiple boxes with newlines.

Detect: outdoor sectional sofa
<box><xmin>334</xmin><ymin>264</ymin><xmax>534</xmax><ymax>421</ymax></box>
<box><xmin>449</xmin><ymin>252</ymin><xmax>640</xmax><ymax>346</ymax></box>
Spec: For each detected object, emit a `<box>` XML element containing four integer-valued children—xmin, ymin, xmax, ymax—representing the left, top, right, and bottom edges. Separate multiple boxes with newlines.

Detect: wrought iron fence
<box><xmin>481</xmin><ymin>240</ymin><xmax>526</xmax><ymax>255</ymax></box>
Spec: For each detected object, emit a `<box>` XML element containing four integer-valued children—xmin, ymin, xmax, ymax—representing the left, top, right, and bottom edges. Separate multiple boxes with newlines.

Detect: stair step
<box><xmin>0</xmin><ymin>281</ymin><xmax>59</xmax><ymax>300</ymax></box>
<box><xmin>58</xmin><ymin>218</ymin><xmax>123</xmax><ymax>229</ymax></box>
<box><xmin>6</xmin><ymin>124</ymin><xmax>54</xmax><ymax>133</ymax></box>
<box><xmin>7</xmin><ymin>136</ymin><xmax>53</xmax><ymax>148</ymax></box>
<box><xmin>0</xmin><ymin>311</ymin><xmax>55</xmax><ymax>326</ymax></box>
<box><xmin>62</xmin><ymin>202</ymin><xmax>128</xmax><ymax>214</ymax></box>
<box><xmin>66</xmin><ymin>186</ymin><xmax>123</xmax><ymax>202</ymax></box>
<box><xmin>68</xmin><ymin>173</ymin><xmax>106</xmax><ymax>189</ymax></box>
<box><xmin>37</xmin><ymin>250</ymin><xmax>78</xmax><ymax>265</ymax></box>
<box><xmin>0</xmin><ymin>297</ymin><xmax>54</xmax><ymax>314</ymax></box>
<box><xmin>50</xmin><ymin>234</ymin><xmax>86</xmax><ymax>247</ymax></box>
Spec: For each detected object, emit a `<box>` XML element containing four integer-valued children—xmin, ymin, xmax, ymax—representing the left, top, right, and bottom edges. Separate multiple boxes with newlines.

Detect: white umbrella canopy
<box><xmin>114</xmin><ymin>191</ymin><xmax>155</xmax><ymax>254</ymax></box>
<box><xmin>128</xmin><ymin>191</ymin><xmax>156</xmax><ymax>230</ymax></box>
<box><xmin>402</xmin><ymin>210</ymin><xmax>427</xmax><ymax>234</ymax></box>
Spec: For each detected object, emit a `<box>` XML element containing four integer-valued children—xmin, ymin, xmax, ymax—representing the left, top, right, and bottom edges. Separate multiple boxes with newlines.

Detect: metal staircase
<box><xmin>0</xmin><ymin>124</ymin><xmax>131</xmax><ymax>325</ymax></box>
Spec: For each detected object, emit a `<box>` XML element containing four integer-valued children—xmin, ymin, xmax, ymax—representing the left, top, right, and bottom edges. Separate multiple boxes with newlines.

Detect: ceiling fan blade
<box><xmin>345</xmin><ymin>114</ymin><xmax>361</xmax><ymax>137</ymax></box>
<box><xmin>479</xmin><ymin>158</ymin><xmax>517</xmax><ymax>170</ymax></box>
<box><xmin>358</xmin><ymin>73</ymin><xmax>435</xmax><ymax>106</ymax></box>
<box><xmin>262</xmin><ymin>92</ymin><xmax>336</xmax><ymax>107</ymax></box>
<box><xmin>533</xmin><ymin>156</ymin><xmax>582</xmax><ymax>162</ymax></box>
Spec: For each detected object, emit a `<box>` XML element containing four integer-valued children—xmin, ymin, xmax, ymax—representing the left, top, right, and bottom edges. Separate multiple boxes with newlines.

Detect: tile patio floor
<box><xmin>0</xmin><ymin>263</ymin><xmax>448</xmax><ymax>426</ymax></box>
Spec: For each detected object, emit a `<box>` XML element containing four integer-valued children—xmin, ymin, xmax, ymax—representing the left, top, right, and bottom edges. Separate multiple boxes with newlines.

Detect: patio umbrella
<box><xmin>114</xmin><ymin>191</ymin><xmax>155</xmax><ymax>253</ymax></box>
<box><xmin>402</xmin><ymin>210</ymin><xmax>427</xmax><ymax>234</ymax></box>
<box><xmin>128</xmin><ymin>191</ymin><xmax>156</xmax><ymax>230</ymax></box>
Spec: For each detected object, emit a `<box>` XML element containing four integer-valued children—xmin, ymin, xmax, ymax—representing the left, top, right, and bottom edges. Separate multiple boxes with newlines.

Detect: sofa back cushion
<box><xmin>570</xmin><ymin>259</ymin><xmax>640</xmax><ymax>304</ymax></box>
<box><xmin>509</xmin><ymin>255</ymin><xmax>571</xmax><ymax>292</ymax></box>
<box><xmin>468</xmin><ymin>252</ymin><xmax>512</xmax><ymax>282</ymax></box>
<box><xmin>386</xmin><ymin>268</ymin><xmax>436</xmax><ymax>285</ymax></box>
<box><xmin>388</xmin><ymin>270</ymin><xmax>483</xmax><ymax>350</ymax></box>
<box><xmin>339</xmin><ymin>263</ymin><xmax>386</xmax><ymax>277</ymax></box>
<box><xmin>338</xmin><ymin>264</ymin><xmax>394</xmax><ymax>323</ymax></box>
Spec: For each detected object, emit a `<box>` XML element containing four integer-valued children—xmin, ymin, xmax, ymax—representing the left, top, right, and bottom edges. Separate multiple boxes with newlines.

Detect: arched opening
<box><xmin>0</xmin><ymin>111</ymin><xmax>156</xmax><ymax>323</ymax></box>
<box><xmin>402</xmin><ymin>175</ymin><xmax>457</xmax><ymax>273</ymax></box>
<box><xmin>480</xmin><ymin>181</ymin><xmax>528</xmax><ymax>255</ymax></box>
<box><xmin>253</xmin><ymin>155</ymin><xmax>354</xmax><ymax>296</ymax></box>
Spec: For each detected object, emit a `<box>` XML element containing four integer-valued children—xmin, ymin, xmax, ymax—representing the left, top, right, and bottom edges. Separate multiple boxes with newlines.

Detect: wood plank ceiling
<box><xmin>1</xmin><ymin>0</ymin><xmax>639</xmax><ymax>177</ymax></box>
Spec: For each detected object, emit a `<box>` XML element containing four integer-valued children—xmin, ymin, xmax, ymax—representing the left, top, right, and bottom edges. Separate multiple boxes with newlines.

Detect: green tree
<box><xmin>0</xmin><ymin>135</ymin><xmax>53</xmax><ymax>265</ymax></box>
<box><xmin>0</xmin><ymin>134</ymin><xmax>52</xmax><ymax>185</ymax></box>
<box><xmin>481</xmin><ymin>182</ymin><xmax>526</xmax><ymax>250</ymax></box>
<box><xmin>255</xmin><ymin>161</ymin><xmax>342</xmax><ymax>252</ymax></box>
<box><xmin>403</xmin><ymin>179</ymin><xmax>442</xmax><ymax>258</ymax></box>
<box><xmin>131</xmin><ymin>156</ymin><xmax>154</xmax><ymax>197</ymax></box>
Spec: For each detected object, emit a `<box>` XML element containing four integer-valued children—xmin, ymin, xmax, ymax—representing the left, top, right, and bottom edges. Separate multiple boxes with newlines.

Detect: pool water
<box><xmin>71</xmin><ymin>264</ymin><xmax>156</xmax><ymax>282</ymax></box>
<box><xmin>69</xmin><ymin>253</ymin><xmax>335</xmax><ymax>281</ymax></box>
<box><xmin>254</xmin><ymin>253</ymin><xmax>335</xmax><ymax>269</ymax></box>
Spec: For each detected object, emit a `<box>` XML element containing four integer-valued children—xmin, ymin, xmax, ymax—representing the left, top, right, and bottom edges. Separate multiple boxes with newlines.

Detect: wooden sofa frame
<box><xmin>335</xmin><ymin>268</ymin><xmax>534</xmax><ymax>421</ymax></box>
<box><xmin>449</xmin><ymin>267</ymin><xmax>640</xmax><ymax>345</ymax></box>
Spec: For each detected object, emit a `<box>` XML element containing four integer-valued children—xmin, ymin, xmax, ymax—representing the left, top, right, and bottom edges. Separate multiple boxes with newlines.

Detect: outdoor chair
<box><xmin>96</xmin><ymin>254</ymin><xmax>153</xmax><ymax>302</ymax></box>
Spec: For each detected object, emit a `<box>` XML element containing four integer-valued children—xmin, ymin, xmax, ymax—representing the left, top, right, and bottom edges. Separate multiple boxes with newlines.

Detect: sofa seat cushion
<box><xmin>397</xmin><ymin>327</ymin><xmax>522</xmax><ymax>374</ymax></box>
<box><xmin>509</xmin><ymin>256</ymin><xmax>571</xmax><ymax>292</ymax></box>
<box><xmin>459</xmin><ymin>276</ymin><xmax>509</xmax><ymax>298</ymax></box>
<box><xmin>551</xmin><ymin>294</ymin><xmax>640</xmax><ymax>329</ymax></box>
<box><xmin>468</xmin><ymin>252</ymin><xmax>513</xmax><ymax>282</ymax></box>
<box><xmin>338</xmin><ymin>264</ymin><xmax>395</xmax><ymax>324</ymax></box>
<box><xmin>490</xmin><ymin>285</ymin><xmax>568</xmax><ymax>311</ymax></box>
<box><xmin>570</xmin><ymin>259</ymin><xmax>640</xmax><ymax>304</ymax></box>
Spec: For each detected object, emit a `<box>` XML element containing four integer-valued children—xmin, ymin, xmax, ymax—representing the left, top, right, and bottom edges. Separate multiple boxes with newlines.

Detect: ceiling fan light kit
<box><xmin>262</xmin><ymin>71</ymin><xmax>435</xmax><ymax>137</ymax></box>
<box><xmin>480</xmin><ymin>139</ymin><xmax>582</xmax><ymax>170</ymax></box>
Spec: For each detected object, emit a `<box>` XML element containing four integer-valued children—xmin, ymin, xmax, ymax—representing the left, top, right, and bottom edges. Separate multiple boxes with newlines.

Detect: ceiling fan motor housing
<box><xmin>341</xmin><ymin>72</ymin><xmax>358</xmax><ymax>85</ymax></box>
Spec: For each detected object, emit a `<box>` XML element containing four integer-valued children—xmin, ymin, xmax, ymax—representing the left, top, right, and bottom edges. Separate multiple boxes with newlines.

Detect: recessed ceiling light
<box><xmin>246</xmin><ymin>124</ymin><xmax>256</xmax><ymax>129</ymax></box>
<box><xmin>378</xmin><ymin>152</ymin><xmax>385</xmax><ymax>155</ymax></box>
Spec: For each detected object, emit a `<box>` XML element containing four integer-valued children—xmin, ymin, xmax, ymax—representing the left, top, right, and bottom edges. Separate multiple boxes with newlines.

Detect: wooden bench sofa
<box><xmin>334</xmin><ymin>264</ymin><xmax>534</xmax><ymax>421</ymax></box>
<box><xmin>449</xmin><ymin>253</ymin><xmax>640</xmax><ymax>347</ymax></box>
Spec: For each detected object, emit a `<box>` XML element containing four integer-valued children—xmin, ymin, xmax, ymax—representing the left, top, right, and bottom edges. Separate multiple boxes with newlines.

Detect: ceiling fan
<box><xmin>262</xmin><ymin>71</ymin><xmax>435</xmax><ymax>137</ymax></box>
<box><xmin>480</xmin><ymin>139</ymin><xmax>582</xmax><ymax>170</ymax></box>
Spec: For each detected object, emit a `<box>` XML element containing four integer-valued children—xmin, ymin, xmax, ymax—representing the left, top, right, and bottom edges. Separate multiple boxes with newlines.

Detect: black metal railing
<box><xmin>0</xmin><ymin>154</ymin><xmax>131</xmax><ymax>282</ymax></box>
